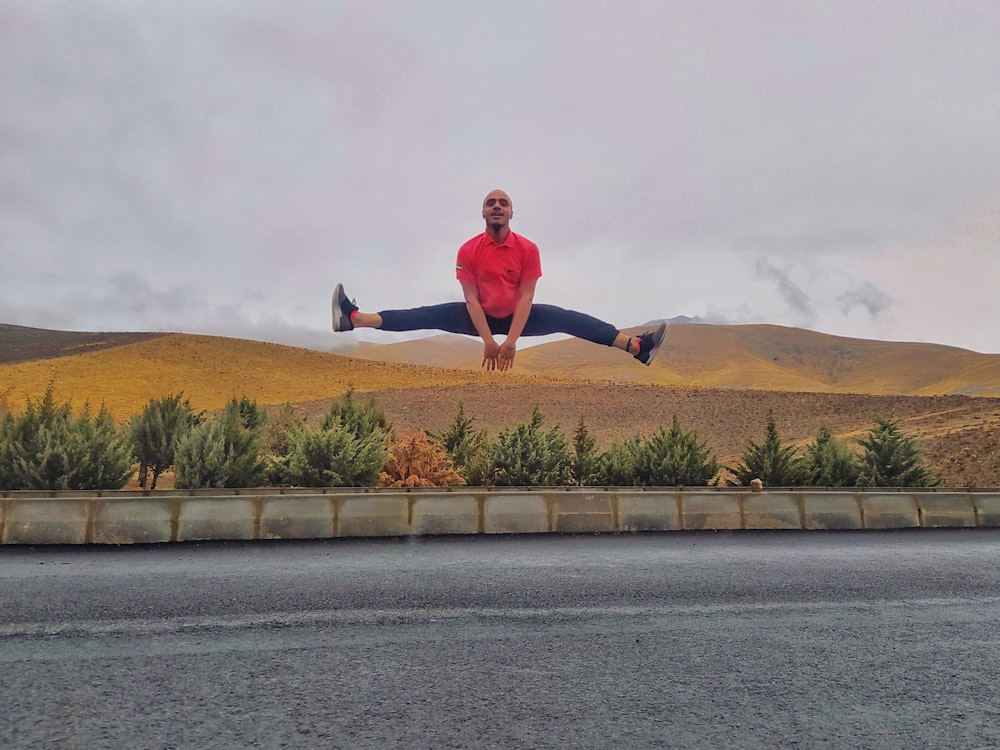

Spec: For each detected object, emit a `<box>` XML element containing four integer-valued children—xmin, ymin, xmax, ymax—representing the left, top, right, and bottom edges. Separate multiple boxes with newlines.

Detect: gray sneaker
<box><xmin>332</xmin><ymin>283</ymin><xmax>358</xmax><ymax>332</ymax></box>
<box><xmin>633</xmin><ymin>322</ymin><xmax>667</xmax><ymax>366</ymax></box>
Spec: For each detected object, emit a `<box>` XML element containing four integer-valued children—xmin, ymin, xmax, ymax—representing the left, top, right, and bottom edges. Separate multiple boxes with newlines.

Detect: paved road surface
<box><xmin>2</xmin><ymin>531</ymin><xmax>1000</xmax><ymax>749</ymax></box>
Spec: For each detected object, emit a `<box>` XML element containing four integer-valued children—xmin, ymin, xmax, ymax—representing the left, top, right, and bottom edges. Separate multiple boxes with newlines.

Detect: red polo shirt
<box><xmin>455</xmin><ymin>231</ymin><xmax>543</xmax><ymax>318</ymax></box>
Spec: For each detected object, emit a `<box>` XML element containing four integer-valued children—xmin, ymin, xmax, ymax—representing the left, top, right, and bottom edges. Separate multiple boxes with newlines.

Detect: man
<box><xmin>332</xmin><ymin>189</ymin><xmax>666</xmax><ymax>372</ymax></box>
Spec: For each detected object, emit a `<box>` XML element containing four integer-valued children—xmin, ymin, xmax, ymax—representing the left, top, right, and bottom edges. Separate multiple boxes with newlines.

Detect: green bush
<box><xmin>322</xmin><ymin>388</ymin><xmax>391</xmax><ymax>439</ymax></box>
<box><xmin>593</xmin><ymin>435</ymin><xmax>643</xmax><ymax>486</ymax></box>
<box><xmin>434</xmin><ymin>402</ymin><xmax>495</xmax><ymax>486</ymax></box>
<box><xmin>571</xmin><ymin>417</ymin><xmax>599</xmax><ymax>486</ymax></box>
<box><xmin>174</xmin><ymin>399</ymin><xmax>264</xmax><ymax>489</ymax></box>
<box><xmin>277</xmin><ymin>391</ymin><xmax>391</xmax><ymax>487</ymax></box>
<box><xmin>729</xmin><ymin>410</ymin><xmax>806</xmax><ymax>487</ymax></box>
<box><xmin>591</xmin><ymin>417</ymin><xmax>718</xmax><ymax>487</ymax></box>
<box><xmin>802</xmin><ymin>425</ymin><xmax>859</xmax><ymax>487</ymax></box>
<box><xmin>635</xmin><ymin>416</ymin><xmax>719</xmax><ymax>486</ymax></box>
<box><xmin>492</xmin><ymin>407</ymin><xmax>570</xmax><ymax>487</ymax></box>
<box><xmin>284</xmin><ymin>421</ymin><xmax>388</xmax><ymax>487</ymax></box>
<box><xmin>0</xmin><ymin>386</ymin><xmax>133</xmax><ymax>491</ymax></box>
<box><xmin>260</xmin><ymin>404</ymin><xmax>306</xmax><ymax>486</ymax></box>
<box><xmin>856</xmin><ymin>417</ymin><xmax>935</xmax><ymax>487</ymax></box>
<box><xmin>130</xmin><ymin>392</ymin><xmax>200</xmax><ymax>489</ymax></box>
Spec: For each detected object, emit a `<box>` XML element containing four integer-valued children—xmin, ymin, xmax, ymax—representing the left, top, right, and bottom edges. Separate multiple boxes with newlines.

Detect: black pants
<box><xmin>378</xmin><ymin>303</ymin><xmax>620</xmax><ymax>346</ymax></box>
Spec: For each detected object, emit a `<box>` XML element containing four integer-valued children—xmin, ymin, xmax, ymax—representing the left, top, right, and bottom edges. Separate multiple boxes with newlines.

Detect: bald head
<box><xmin>482</xmin><ymin>189</ymin><xmax>513</xmax><ymax>236</ymax></box>
<box><xmin>483</xmin><ymin>189</ymin><xmax>512</xmax><ymax>208</ymax></box>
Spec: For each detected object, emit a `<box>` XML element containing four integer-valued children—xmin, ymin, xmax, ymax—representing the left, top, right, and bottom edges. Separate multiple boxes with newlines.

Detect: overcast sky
<box><xmin>2</xmin><ymin>1</ymin><xmax>999</xmax><ymax>353</ymax></box>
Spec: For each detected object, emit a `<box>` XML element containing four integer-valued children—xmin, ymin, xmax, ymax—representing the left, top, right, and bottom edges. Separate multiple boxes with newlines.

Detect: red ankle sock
<box><xmin>349</xmin><ymin>310</ymin><xmax>358</xmax><ymax>321</ymax></box>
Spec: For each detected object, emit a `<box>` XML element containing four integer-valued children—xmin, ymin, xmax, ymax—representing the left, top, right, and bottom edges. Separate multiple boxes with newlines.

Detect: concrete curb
<box><xmin>1</xmin><ymin>488</ymin><xmax>998</xmax><ymax>545</ymax></box>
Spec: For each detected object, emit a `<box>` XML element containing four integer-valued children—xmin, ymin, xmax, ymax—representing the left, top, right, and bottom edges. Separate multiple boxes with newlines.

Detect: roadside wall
<box><xmin>2</xmin><ymin>488</ymin><xmax>998</xmax><ymax>545</ymax></box>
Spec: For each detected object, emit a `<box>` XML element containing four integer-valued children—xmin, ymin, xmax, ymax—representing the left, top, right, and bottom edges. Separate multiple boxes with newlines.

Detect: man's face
<box><xmin>482</xmin><ymin>190</ymin><xmax>513</xmax><ymax>228</ymax></box>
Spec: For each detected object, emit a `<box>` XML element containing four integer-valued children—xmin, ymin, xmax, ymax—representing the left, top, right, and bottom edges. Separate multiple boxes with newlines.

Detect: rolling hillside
<box><xmin>3</xmin><ymin>322</ymin><xmax>999</xmax><ymax>486</ymax></box>
<box><xmin>0</xmin><ymin>328</ymin><xmax>564</xmax><ymax>420</ymax></box>
<box><xmin>346</xmin><ymin>323</ymin><xmax>1000</xmax><ymax>397</ymax></box>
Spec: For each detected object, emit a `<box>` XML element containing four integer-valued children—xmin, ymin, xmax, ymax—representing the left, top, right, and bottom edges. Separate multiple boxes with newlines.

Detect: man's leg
<box><xmin>520</xmin><ymin>304</ymin><xmax>622</xmax><ymax>347</ymax></box>
<box><xmin>519</xmin><ymin>304</ymin><xmax>666</xmax><ymax>363</ymax></box>
<box><xmin>372</xmin><ymin>303</ymin><xmax>481</xmax><ymax>335</ymax></box>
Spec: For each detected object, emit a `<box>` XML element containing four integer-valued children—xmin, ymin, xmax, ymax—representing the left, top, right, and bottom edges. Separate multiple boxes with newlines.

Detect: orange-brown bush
<box><xmin>379</xmin><ymin>431</ymin><xmax>464</xmax><ymax>488</ymax></box>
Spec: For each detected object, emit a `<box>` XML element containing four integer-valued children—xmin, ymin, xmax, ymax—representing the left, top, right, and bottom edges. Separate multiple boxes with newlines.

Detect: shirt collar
<box><xmin>486</xmin><ymin>230</ymin><xmax>514</xmax><ymax>249</ymax></box>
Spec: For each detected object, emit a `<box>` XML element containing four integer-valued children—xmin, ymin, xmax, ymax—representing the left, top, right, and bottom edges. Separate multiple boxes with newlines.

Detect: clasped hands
<box><xmin>482</xmin><ymin>339</ymin><xmax>516</xmax><ymax>372</ymax></box>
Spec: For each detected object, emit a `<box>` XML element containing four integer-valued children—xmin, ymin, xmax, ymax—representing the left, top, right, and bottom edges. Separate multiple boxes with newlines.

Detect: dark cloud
<box><xmin>754</xmin><ymin>259</ymin><xmax>816</xmax><ymax>326</ymax></box>
<box><xmin>1</xmin><ymin>1</ymin><xmax>999</xmax><ymax>352</ymax></box>
<box><xmin>838</xmin><ymin>283</ymin><xmax>892</xmax><ymax>319</ymax></box>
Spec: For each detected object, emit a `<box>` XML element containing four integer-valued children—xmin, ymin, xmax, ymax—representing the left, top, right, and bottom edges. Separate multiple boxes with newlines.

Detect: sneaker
<box><xmin>332</xmin><ymin>283</ymin><xmax>358</xmax><ymax>332</ymax></box>
<box><xmin>633</xmin><ymin>322</ymin><xmax>667</xmax><ymax>366</ymax></box>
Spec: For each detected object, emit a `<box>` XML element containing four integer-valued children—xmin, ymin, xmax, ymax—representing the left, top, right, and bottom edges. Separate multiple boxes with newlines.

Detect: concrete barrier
<box><xmin>973</xmin><ymin>494</ymin><xmax>1000</xmax><ymax>527</ymax></box>
<box><xmin>2</xmin><ymin>488</ymin><xmax>999</xmax><ymax>545</ymax></box>
<box><xmin>800</xmin><ymin>492</ymin><xmax>863</xmax><ymax>530</ymax></box>
<box><xmin>682</xmin><ymin>492</ymin><xmax>742</xmax><ymax>530</ymax></box>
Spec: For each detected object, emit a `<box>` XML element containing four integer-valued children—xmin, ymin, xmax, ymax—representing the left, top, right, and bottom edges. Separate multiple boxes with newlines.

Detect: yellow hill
<box><xmin>513</xmin><ymin>323</ymin><xmax>1000</xmax><ymax>396</ymax></box>
<box><xmin>0</xmin><ymin>333</ymin><xmax>560</xmax><ymax>420</ymax></box>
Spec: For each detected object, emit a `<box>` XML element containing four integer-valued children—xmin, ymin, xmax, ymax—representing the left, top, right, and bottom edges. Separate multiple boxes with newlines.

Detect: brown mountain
<box><xmin>348</xmin><ymin>333</ymin><xmax>483</xmax><ymax>369</ymax></box>
<box><xmin>3</xmin><ymin>322</ymin><xmax>999</xmax><ymax>487</ymax></box>
<box><xmin>349</xmin><ymin>323</ymin><xmax>1000</xmax><ymax>397</ymax></box>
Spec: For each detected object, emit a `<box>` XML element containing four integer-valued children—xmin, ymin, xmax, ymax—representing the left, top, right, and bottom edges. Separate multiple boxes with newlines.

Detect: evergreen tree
<box><xmin>174</xmin><ymin>401</ymin><xmax>263</xmax><ymax>488</ymax></box>
<box><xmin>856</xmin><ymin>417</ymin><xmax>935</xmax><ymax>487</ymax></box>
<box><xmin>802</xmin><ymin>425</ymin><xmax>860</xmax><ymax>487</ymax></box>
<box><xmin>636</xmin><ymin>416</ymin><xmax>719</xmax><ymax>486</ymax></box>
<box><xmin>130</xmin><ymin>392</ymin><xmax>199</xmax><ymax>489</ymax></box>
<box><xmin>283</xmin><ymin>419</ymin><xmax>389</xmax><ymax>487</ymax></box>
<box><xmin>570</xmin><ymin>416</ymin><xmax>599</xmax><ymax>486</ymax></box>
<box><xmin>261</xmin><ymin>403</ymin><xmax>305</xmax><ymax>486</ymax></box>
<box><xmin>492</xmin><ymin>407</ymin><xmax>571</xmax><ymax>486</ymax></box>
<box><xmin>593</xmin><ymin>435</ymin><xmax>643</xmax><ymax>486</ymax></box>
<box><xmin>322</xmin><ymin>388</ymin><xmax>391</xmax><ymax>440</ymax></box>
<box><xmin>434</xmin><ymin>402</ymin><xmax>495</xmax><ymax>486</ymax></box>
<box><xmin>234</xmin><ymin>395</ymin><xmax>267</xmax><ymax>432</ymax></box>
<box><xmin>730</xmin><ymin>410</ymin><xmax>806</xmax><ymax>487</ymax></box>
<box><xmin>0</xmin><ymin>386</ymin><xmax>133</xmax><ymax>490</ymax></box>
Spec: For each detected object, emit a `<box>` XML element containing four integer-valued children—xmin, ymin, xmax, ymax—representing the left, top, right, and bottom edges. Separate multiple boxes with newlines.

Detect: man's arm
<box><xmin>460</xmin><ymin>279</ymin><xmax>501</xmax><ymax>370</ymax></box>
<box><xmin>497</xmin><ymin>277</ymin><xmax>538</xmax><ymax>371</ymax></box>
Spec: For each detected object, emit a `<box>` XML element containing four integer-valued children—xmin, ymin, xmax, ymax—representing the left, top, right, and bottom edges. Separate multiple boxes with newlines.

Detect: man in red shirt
<box><xmin>333</xmin><ymin>189</ymin><xmax>666</xmax><ymax>371</ymax></box>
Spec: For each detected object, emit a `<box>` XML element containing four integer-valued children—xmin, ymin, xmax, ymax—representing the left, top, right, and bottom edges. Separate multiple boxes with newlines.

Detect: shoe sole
<box><xmin>332</xmin><ymin>283</ymin><xmax>351</xmax><ymax>332</ymax></box>
<box><xmin>642</xmin><ymin>322</ymin><xmax>668</xmax><ymax>366</ymax></box>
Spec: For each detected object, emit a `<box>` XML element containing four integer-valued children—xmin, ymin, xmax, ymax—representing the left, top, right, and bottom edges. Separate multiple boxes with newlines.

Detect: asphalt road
<box><xmin>2</xmin><ymin>531</ymin><xmax>1000</xmax><ymax>749</ymax></box>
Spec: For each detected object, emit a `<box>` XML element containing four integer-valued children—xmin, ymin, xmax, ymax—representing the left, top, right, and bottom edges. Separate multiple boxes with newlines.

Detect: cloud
<box><xmin>1</xmin><ymin>1</ymin><xmax>999</xmax><ymax>355</ymax></box>
<box><xmin>838</xmin><ymin>283</ymin><xmax>892</xmax><ymax>319</ymax></box>
<box><xmin>753</xmin><ymin>259</ymin><xmax>816</xmax><ymax>327</ymax></box>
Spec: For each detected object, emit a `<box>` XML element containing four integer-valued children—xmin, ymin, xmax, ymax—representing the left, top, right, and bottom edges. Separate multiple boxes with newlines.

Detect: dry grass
<box><xmin>4</xmin><ymin>325</ymin><xmax>1000</xmax><ymax>487</ymax></box>
<box><xmin>0</xmin><ymin>333</ymin><xmax>568</xmax><ymax>420</ymax></box>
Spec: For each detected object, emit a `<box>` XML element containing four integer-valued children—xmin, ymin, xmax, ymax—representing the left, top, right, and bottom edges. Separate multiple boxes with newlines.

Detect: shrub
<box><xmin>593</xmin><ymin>435</ymin><xmax>643</xmax><ymax>486</ymax></box>
<box><xmin>802</xmin><ymin>425</ymin><xmax>859</xmax><ymax>487</ymax></box>
<box><xmin>323</xmin><ymin>388</ymin><xmax>392</xmax><ymax>440</ymax></box>
<box><xmin>284</xmin><ymin>420</ymin><xmax>388</xmax><ymax>487</ymax></box>
<box><xmin>174</xmin><ymin>399</ymin><xmax>263</xmax><ymax>488</ymax></box>
<box><xmin>261</xmin><ymin>404</ymin><xmax>306</xmax><ymax>486</ymax></box>
<box><xmin>635</xmin><ymin>416</ymin><xmax>719</xmax><ymax>486</ymax></box>
<box><xmin>856</xmin><ymin>417</ymin><xmax>935</xmax><ymax>487</ymax></box>
<box><xmin>729</xmin><ymin>410</ymin><xmax>806</xmax><ymax>487</ymax></box>
<box><xmin>0</xmin><ymin>386</ymin><xmax>133</xmax><ymax>491</ymax></box>
<box><xmin>571</xmin><ymin>417</ymin><xmax>599</xmax><ymax>486</ymax></box>
<box><xmin>275</xmin><ymin>390</ymin><xmax>391</xmax><ymax>487</ymax></box>
<box><xmin>234</xmin><ymin>395</ymin><xmax>267</xmax><ymax>431</ymax></box>
<box><xmin>379</xmin><ymin>431</ymin><xmax>464</xmax><ymax>487</ymax></box>
<box><xmin>130</xmin><ymin>392</ymin><xmax>200</xmax><ymax>489</ymax></box>
<box><xmin>435</xmin><ymin>402</ymin><xmax>495</xmax><ymax>486</ymax></box>
<box><xmin>492</xmin><ymin>407</ymin><xmax>571</xmax><ymax>487</ymax></box>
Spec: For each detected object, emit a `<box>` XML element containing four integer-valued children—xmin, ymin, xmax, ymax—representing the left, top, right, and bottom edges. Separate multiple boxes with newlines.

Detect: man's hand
<box><xmin>497</xmin><ymin>341</ymin><xmax>516</xmax><ymax>371</ymax></box>
<box><xmin>481</xmin><ymin>339</ymin><xmax>501</xmax><ymax>370</ymax></box>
